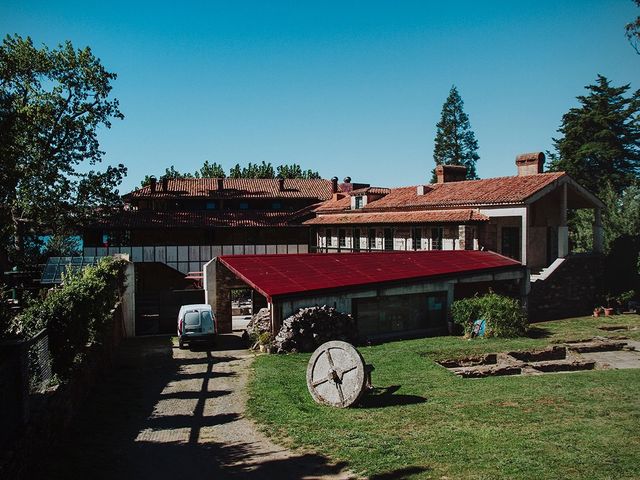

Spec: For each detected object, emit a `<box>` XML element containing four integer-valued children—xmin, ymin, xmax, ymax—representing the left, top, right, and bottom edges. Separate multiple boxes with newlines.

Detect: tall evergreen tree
<box><xmin>548</xmin><ymin>75</ymin><xmax>640</xmax><ymax>195</ymax></box>
<box><xmin>432</xmin><ymin>85</ymin><xmax>480</xmax><ymax>181</ymax></box>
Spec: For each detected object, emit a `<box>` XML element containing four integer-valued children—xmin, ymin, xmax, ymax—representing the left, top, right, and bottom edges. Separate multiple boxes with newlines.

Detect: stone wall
<box><xmin>528</xmin><ymin>254</ymin><xmax>605</xmax><ymax>322</ymax></box>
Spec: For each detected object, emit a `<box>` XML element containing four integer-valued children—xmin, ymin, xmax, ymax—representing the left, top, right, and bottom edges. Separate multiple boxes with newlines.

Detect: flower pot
<box><xmin>604</xmin><ymin>307</ymin><xmax>614</xmax><ymax>316</ymax></box>
<box><xmin>593</xmin><ymin>308</ymin><xmax>601</xmax><ymax>318</ymax></box>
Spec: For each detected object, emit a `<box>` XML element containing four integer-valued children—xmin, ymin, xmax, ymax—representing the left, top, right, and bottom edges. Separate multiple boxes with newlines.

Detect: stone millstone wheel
<box><xmin>306</xmin><ymin>341</ymin><xmax>366</xmax><ymax>408</ymax></box>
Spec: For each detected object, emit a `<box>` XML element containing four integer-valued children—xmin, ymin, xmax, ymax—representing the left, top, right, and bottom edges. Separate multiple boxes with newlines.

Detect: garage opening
<box><xmin>231</xmin><ymin>288</ymin><xmax>253</xmax><ymax>332</ymax></box>
<box><xmin>353</xmin><ymin>292</ymin><xmax>448</xmax><ymax>339</ymax></box>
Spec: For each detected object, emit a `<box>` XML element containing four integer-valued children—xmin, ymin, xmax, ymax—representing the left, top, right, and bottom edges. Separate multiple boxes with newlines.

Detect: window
<box><xmin>271</xmin><ymin>202</ymin><xmax>282</xmax><ymax>210</ymax></box>
<box><xmin>412</xmin><ymin>227</ymin><xmax>422</xmax><ymax>250</ymax></box>
<box><xmin>501</xmin><ymin>226</ymin><xmax>521</xmax><ymax>261</ymax></box>
<box><xmin>353</xmin><ymin>229</ymin><xmax>361</xmax><ymax>252</ymax></box>
<box><xmin>431</xmin><ymin>227</ymin><xmax>443</xmax><ymax>250</ymax></box>
<box><xmin>384</xmin><ymin>228</ymin><xmax>394</xmax><ymax>251</ymax></box>
<box><xmin>355</xmin><ymin>196</ymin><xmax>363</xmax><ymax>209</ymax></box>
<box><xmin>368</xmin><ymin>229</ymin><xmax>376</xmax><ymax>250</ymax></box>
<box><xmin>206</xmin><ymin>201</ymin><xmax>217</xmax><ymax>210</ymax></box>
<box><xmin>101</xmin><ymin>230</ymin><xmax>131</xmax><ymax>247</ymax></box>
<box><xmin>239</xmin><ymin>202</ymin><xmax>249</xmax><ymax>210</ymax></box>
<box><xmin>338</xmin><ymin>229</ymin><xmax>347</xmax><ymax>248</ymax></box>
<box><xmin>326</xmin><ymin>229</ymin><xmax>333</xmax><ymax>247</ymax></box>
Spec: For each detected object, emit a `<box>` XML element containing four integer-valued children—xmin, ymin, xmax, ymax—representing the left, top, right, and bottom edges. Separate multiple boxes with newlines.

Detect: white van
<box><xmin>177</xmin><ymin>304</ymin><xmax>216</xmax><ymax>349</ymax></box>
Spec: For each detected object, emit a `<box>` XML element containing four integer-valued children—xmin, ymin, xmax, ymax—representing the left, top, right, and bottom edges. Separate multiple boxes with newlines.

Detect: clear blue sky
<box><xmin>2</xmin><ymin>1</ymin><xmax>639</xmax><ymax>193</ymax></box>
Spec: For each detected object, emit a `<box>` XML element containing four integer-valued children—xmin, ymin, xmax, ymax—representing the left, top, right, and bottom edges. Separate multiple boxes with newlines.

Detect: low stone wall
<box><xmin>528</xmin><ymin>254</ymin><xmax>605</xmax><ymax>322</ymax></box>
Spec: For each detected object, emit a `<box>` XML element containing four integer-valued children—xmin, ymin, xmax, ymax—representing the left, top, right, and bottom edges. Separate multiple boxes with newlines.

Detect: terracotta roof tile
<box><xmin>95</xmin><ymin>210</ymin><xmax>302</xmax><ymax>228</ymax></box>
<box><xmin>304</xmin><ymin>209</ymin><xmax>488</xmax><ymax>225</ymax></box>
<box><xmin>316</xmin><ymin>172</ymin><xmax>566</xmax><ymax>212</ymax></box>
<box><xmin>125</xmin><ymin>178</ymin><xmax>338</xmax><ymax>201</ymax></box>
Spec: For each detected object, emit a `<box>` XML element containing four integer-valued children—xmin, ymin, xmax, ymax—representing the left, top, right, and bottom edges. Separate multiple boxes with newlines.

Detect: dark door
<box><xmin>501</xmin><ymin>226</ymin><xmax>521</xmax><ymax>261</ymax></box>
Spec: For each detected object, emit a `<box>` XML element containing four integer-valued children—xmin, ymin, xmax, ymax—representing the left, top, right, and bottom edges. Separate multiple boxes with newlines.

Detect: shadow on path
<box><xmin>33</xmin><ymin>334</ymin><xmax>351</xmax><ymax>480</ymax></box>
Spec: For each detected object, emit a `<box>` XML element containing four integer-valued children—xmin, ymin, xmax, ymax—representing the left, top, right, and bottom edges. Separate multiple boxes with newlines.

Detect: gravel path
<box><xmin>38</xmin><ymin>334</ymin><xmax>354</xmax><ymax>480</ymax></box>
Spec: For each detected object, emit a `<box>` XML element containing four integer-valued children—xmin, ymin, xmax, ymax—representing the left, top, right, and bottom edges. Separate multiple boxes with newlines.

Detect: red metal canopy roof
<box><xmin>218</xmin><ymin>250</ymin><xmax>522</xmax><ymax>301</ymax></box>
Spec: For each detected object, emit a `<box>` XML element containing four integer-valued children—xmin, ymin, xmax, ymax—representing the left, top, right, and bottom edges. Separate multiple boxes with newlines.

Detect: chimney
<box><xmin>340</xmin><ymin>176</ymin><xmax>353</xmax><ymax>193</ymax></box>
<box><xmin>331</xmin><ymin>176</ymin><xmax>339</xmax><ymax>193</ymax></box>
<box><xmin>161</xmin><ymin>176</ymin><xmax>168</xmax><ymax>192</ymax></box>
<box><xmin>516</xmin><ymin>152</ymin><xmax>545</xmax><ymax>176</ymax></box>
<box><xmin>435</xmin><ymin>165</ymin><xmax>467</xmax><ymax>184</ymax></box>
<box><xmin>278</xmin><ymin>177</ymin><xmax>285</xmax><ymax>192</ymax></box>
<box><xmin>149</xmin><ymin>176</ymin><xmax>157</xmax><ymax>193</ymax></box>
<box><xmin>217</xmin><ymin>178</ymin><xmax>224</xmax><ymax>191</ymax></box>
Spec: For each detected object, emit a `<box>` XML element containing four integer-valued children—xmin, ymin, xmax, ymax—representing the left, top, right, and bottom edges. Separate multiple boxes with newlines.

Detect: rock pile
<box><xmin>243</xmin><ymin>307</ymin><xmax>271</xmax><ymax>348</ymax></box>
<box><xmin>272</xmin><ymin>305</ymin><xmax>357</xmax><ymax>353</ymax></box>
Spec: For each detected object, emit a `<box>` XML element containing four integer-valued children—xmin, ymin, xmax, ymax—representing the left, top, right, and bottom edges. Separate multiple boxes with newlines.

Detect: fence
<box><xmin>0</xmin><ymin>329</ymin><xmax>51</xmax><ymax>449</ymax></box>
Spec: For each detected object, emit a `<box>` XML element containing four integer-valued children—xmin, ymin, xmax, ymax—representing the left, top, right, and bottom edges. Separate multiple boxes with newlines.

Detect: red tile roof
<box><xmin>95</xmin><ymin>210</ymin><xmax>304</xmax><ymax>228</ymax></box>
<box><xmin>316</xmin><ymin>172</ymin><xmax>566</xmax><ymax>212</ymax></box>
<box><xmin>304</xmin><ymin>209</ymin><xmax>488</xmax><ymax>225</ymax></box>
<box><xmin>126</xmin><ymin>178</ymin><xmax>338</xmax><ymax>201</ymax></box>
<box><xmin>219</xmin><ymin>250</ymin><xmax>522</xmax><ymax>300</ymax></box>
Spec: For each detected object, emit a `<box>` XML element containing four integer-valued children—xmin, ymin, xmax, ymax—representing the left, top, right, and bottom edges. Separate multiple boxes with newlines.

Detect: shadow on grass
<box><xmin>527</xmin><ymin>326</ymin><xmax>552</xmax><ymax>339</ymax></box>
<box><xmin>369</xmin><ymin>465</ymin><xmax>431</xmax><ymax>479</ymax></box>
<box><xmin>359</xmin><ymin>385</ymin><xmax>427</xmax><ymax>409</ymax></box>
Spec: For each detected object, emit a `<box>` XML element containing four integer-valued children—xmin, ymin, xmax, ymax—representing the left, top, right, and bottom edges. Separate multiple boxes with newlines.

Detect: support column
<box><xmin>593</xmin><ymin>207</ymin><xmax>604</xmax><ymax>253</ymax></box>
<box><xmin>521</xmin><ymin>208</ymin><xmax>528</xmax><ymax>265</ymax></box>
<box><xmin>558</xmin><ymin>183</ymin><xmax>569</xmax><ymax>258</ymax></box>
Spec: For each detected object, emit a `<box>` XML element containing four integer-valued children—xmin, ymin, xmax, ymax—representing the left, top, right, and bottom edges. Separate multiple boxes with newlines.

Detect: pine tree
<box><xmin>432</xmin><ymin>86</ymin><xmax>480</xmax><ymax>181</ymax></box>
<box><xmin>548</xmin><ymin>75</ymin><xmax>640</xmax><ymax>196</ymax></box>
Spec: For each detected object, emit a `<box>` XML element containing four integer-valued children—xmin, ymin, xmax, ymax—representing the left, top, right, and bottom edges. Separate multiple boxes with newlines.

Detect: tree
<box><xmin>432</xmin><ymin>85</ymin><xmax>480</xmax><ymax>181</ymax></box>
<box><xmin>548</xmin><ymin>75</ymin><xmax>640</xmax><ymax>196</ymax></box>
<box><xmin>140</xmin><ymin>165</ymin><xmax>193</xmax><ymax>186</ymax></box>
<box><xmin>626</xmin><ymin>0</ymin><xmax>640</xmax><ymax>54</ymax></box>
<box><xmin>276</xmin><ymin>163</ymin><xmax>321</xmax><ymax>179</ymax></box>
<box><xmin>0</xmin><ymin>35</ymin><xmax>126</xmax><ymax>264</ymax></box>
<box><xmin>195</xmin><ymin>160</ymin><xmax>226</xmax><ymax>178</ymax></box>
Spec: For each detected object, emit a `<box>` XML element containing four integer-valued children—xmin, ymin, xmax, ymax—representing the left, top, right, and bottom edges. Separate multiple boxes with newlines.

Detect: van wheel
<box><xmin>178</xmin><ymin>338</ymin><xmax>185</xmax><ymax>349</ymax></box>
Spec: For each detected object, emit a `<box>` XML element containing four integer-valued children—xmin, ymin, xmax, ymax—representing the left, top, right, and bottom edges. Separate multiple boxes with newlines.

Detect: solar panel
<box><xmin>40</xmin><ymin>256</ymin><xmax>103</xmax><ymax>284</ymax></box>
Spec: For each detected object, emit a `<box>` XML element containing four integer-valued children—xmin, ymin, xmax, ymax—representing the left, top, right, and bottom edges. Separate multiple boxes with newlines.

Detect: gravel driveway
<box><xmin>37</xmin><ymin>334</ymin><xmax>354</xmax><ymax>480</ymax></box>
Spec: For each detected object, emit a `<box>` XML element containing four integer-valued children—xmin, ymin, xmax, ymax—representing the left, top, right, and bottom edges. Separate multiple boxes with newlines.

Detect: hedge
<box><xmin>451</xmin><ymin>292</ymin><xmax>528</xmax><ymax>338</ymax></box>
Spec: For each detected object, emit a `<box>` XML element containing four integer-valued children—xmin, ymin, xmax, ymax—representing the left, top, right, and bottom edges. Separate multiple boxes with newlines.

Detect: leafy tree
<box><xmin>0</xmin><ymin>35</ymin><xmax>126</xmax><ymax>265</ymax></box>
<box><xmin>548</xmin><ymin>75</ymin><xmax>640</xmax><ymax>195</ymax></box>
<box><xmin>140</xmin><ymin>165</ymin><xmax>193</xmax><ymax>186</ymax></box>
<box><xmin>626</xmin><ymin>0</ymin><xmax>640</xmax><ymax>54</ymax></box>
<box><xmin>195</xmin><ymin>160</ymin><xmax>226</xmax><ymax>178</ymax></box>
<box><xmin>432</xmin><ymin>85</ymin><xmax>480</xmax><ymax>181</ymax></box>
<box><xmin>277</xmin><ymin>163</ymin><xmax>321</xmax><ymax>179</ymax></box>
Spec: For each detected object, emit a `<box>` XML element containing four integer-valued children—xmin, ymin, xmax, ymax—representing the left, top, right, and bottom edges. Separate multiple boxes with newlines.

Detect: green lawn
<box><xmin>247</xmin><ymin>315</ymin><xmax>640</xmax><ymax>479</ymax></box>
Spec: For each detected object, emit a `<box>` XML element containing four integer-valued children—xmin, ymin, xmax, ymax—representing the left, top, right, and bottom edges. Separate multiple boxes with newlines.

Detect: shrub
<box><xmin>9</xmin><ymin>257</ymin><xmax>127</xmax><ymax>378</ymax></box>
<box><xmin>451</xmin><ymin>292</ymin><xmax>527</xmax><ymax>338</ymax></box>
<box><xmin>258</xmin><ymin>332</ymin><xmax>272</xmax><ymax>346</ymax></box>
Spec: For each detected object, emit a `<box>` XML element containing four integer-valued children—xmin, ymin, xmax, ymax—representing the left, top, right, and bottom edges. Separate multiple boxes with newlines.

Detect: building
<box><xmin>205</xmin><ymin>250</ymin><xmax>526</xmax><ymax>338</ymax></box>
<box><xmin>307</xmin><ymin>153</ymin><xmax>604</xmax><ymax>274</ymax></box>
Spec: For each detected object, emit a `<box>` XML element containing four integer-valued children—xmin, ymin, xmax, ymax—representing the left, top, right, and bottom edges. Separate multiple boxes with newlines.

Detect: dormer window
<box><xmin>355</xmin><ymin>196</ymin><xmax>363</xmax><ymax>209</ymax></box>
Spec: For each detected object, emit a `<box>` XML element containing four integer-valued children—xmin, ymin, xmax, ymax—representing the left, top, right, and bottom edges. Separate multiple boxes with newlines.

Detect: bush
<box><xmin>8</xmin><ymin>257</ymin><xmax>127</xmax><ymax>378</ymax></box>
<box><xmin>451</xmin><ymin>292</ymin><xmax>527</xmax><ymax>338</ymax></box>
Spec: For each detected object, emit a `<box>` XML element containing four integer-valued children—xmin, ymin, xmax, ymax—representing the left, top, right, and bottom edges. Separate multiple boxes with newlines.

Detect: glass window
<box><xmin>239</xmin><ymin>202</ymin><xmax>249</xmax><ymax>210</ymax></box>
<box><xmin>368</xmin><ymin>229</ymin><xmax>376</xmax><ymax>250</ymax></box>
<box><xmin>338</xmin><ymin>229</ymin><xmax>346</xmax><ymax>248</ymax></box>
<box><xmin>431</xmin><ymin>227</ymin><xmax>443</xmax><ymax>250</ymax></box>
<box><xmin>355</xmin><ymin>196</ymin><xmax>363</xmax><ymax>209</ymax></box>
<box><xmin>184</xmin><ymin>312</ymin><xmax>200</xmax><ymax>327</ymax></box>
<box><xmin>353</xmin><ymin>229</ymin><xmax>361</xmax><ymax>252</ymax></box>
<box><xmin>206</xmin><ymin>201</ymin><xmax>217</xmax><ymax>210</ymax></box>
<box><xmin>384</xmin><ymin>228</ymin><xmax>394</xmax><ymax>251</ymax></box>
<box><xmin>272</xmin><ymin>202</ymin><xmax>282</xmax><ymax>210</ymax></box>
<box><xmin>412</xmin><ymin>227</ymin><xmax>422</xmax><ymax>250</ymax></box>
<box><xmin>326</xmin><ymin>229</ymin><xmax>333</xmax><ymax>247</ymax></box>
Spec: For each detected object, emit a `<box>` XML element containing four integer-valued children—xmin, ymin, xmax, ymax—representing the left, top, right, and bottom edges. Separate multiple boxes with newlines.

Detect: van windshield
<box><xmin>184</xmin><ymin>312</ymin><xmax>201</xmax><ymax>327</ymax></box>
<box><xmin>200</xmin><ymin>310</ymin><xmax>213</xmax><ymax>325</ymax></box>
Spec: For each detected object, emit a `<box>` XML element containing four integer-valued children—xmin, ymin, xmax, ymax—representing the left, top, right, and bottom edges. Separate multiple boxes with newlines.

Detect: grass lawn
<box><xmin>247</xmin><ymin>315</ymin><xmax>640</xmax><ymax>479</ymax></box>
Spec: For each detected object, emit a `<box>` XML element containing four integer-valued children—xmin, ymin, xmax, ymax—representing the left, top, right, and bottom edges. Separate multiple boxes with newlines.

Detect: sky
<box><xmin>2</xmin><ymin>1</ymin><xmax>639</xmax><ymax>193</ymax></box>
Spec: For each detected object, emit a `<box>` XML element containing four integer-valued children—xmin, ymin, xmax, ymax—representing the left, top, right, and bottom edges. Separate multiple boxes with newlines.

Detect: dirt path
<box><xmin>37</xmin><ymin>334</ymin><xmax>355</xmax><ymax>480</ymax></box>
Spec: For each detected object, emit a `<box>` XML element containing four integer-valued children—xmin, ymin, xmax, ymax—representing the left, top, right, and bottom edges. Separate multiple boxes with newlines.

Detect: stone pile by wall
<box><xmin>243</xmin><ymin>307</ymin><xmax>271</xmax><ymax>347</ymax></box>
<box><xmin>273</xmin><ymin>306</ymin><xmax>357</xmax><ymax>353</ymax></box>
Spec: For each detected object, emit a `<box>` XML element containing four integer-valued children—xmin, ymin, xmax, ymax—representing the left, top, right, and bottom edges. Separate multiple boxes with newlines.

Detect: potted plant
<box><xmin>258</xmin><ymin>332</ymin><xmax>272</xmax><ymax>353</ymax></box>
<box><xmin>593</xmin><ymin>306</ymin><xmax>603</xmax><ymax>317</ymax></box>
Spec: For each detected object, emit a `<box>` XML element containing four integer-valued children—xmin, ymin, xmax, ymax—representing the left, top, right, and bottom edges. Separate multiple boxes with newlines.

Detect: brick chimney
<box><xmin>516</xmin><ymin>152</ymin><xmax>545</xmax><ymax>176</ymax></box>
<box><xmin>278</xmin><ymin>177</ymin><xmax>285</xmax><ymax>192</ymax></box>
<box><xmin>435</xmin><ymin>165</ymin><xmax>467</xmax><ymax>184</ymax></box>
<box><xmin>149</xmin><ymin>176</ymin><xmax>157</xmax><ymax>193</ymax></box>
<box><xmin>331</xmin><ymin>176</ymin><xmax>339</xmax><ymax>193</ymax></box>
<box><xmin>161</xmin><ymin>176</ymin><xmax>168</xmax><ymax>192</ymax></box>
<box><xmin>217</xmin><ymin>178</ymin><xmax>224</xmax><ymax>191</ymax></box>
